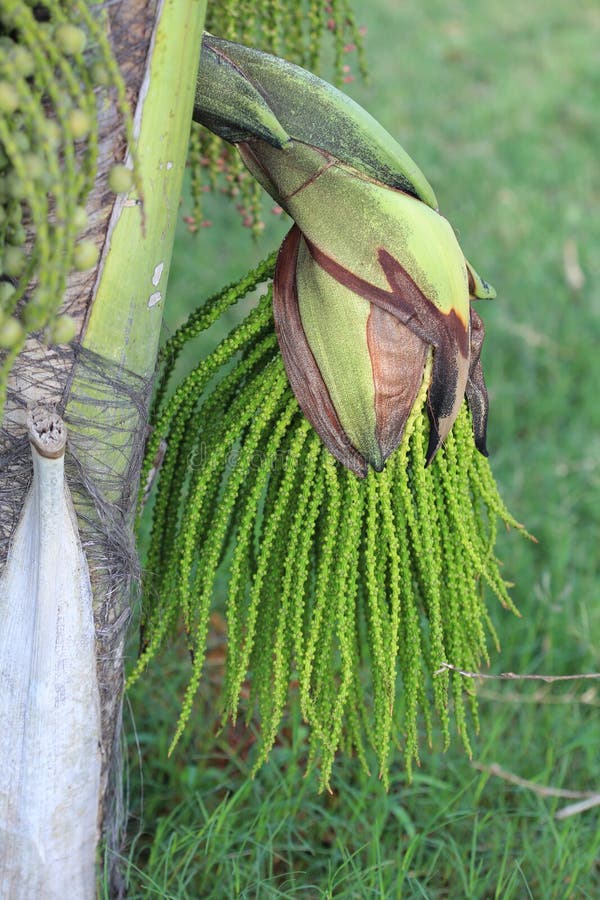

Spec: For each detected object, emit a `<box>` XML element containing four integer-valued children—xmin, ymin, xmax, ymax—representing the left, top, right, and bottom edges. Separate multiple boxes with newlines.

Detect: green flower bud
<box><xmin>55</xmin><ymin>23</ymin><xmax>87</xmax><ymax>56</ymax></box>
<box><xmin>7</xmin><ymin>223</ymin><xmax>26</xmax><ymax>246</ymax></box>
<box><xmin>108</xmin><ymin>164</ymin><xmax>133</xmax><ymax>194</ymax></box>
<box><xmin>10</xmin><ymin>46</ymin><xmax>34</xmax><ymax>78</ymax></box>
<box><xmin>0</xmin><ymin>81</ymin><xmax>19</xmax><ymax>114</ymax></box>
<box><xmin>68</xmin><ymin>109</ymin><xmax>91</xmax><ymax>141</ymax></box>
<box><xmin>6</xmin><ymin>177</ymin><xmax>26</xmax><ymax>201</ymax></box>
<box><xmin>196</xmin><ymin>35</ymin><xmax>495</xmax><ymax>472</ymax></box>
<box><xmin>47</xmin><ymin>314</ymin><xmax>77</xmax><ymax>345</ymax></box>
<box><xmin>23</xmin><ymin>302</ymin><xmax>48</xmax><ymax>331</ymax></box>
<box><xmin>196</xmin><ymin>34</ymin><xmax>437</xmax><ymax>208</ymax></box>
<box><xmin>0</xmin><ymin>280</ymin><xmax>16</xmax><ymax>306</ymax></box>
<box><xmin>73</xmin><ymin>240</ymin><xmax>98</xmax><ymax>271</ymax></box>
<box><xmin>3</xmin><ymin>246</ymin><xmax>25</xmax><ymax>278</ymax></box>
<box><xmin>23</xmin><ymin>153</ymin><xmax>45</xmax><ymax>182</ymax></box>
<box><xmin>90</xmin><ymin>61</ymin><xmax>111</xmax><ymax>87</ymax></box>
<box><xmin>42</xmin><ymin>119</ymin><xmax>62</xmax><ymax>148</ymax></box>
<box><xmin>0</xmin><ymin>316</ymin><xmax>24</xmax><ymax>349</ymax></box>
<box><xmin>13</xmin><ymin>131</ymin><xmax>30</xmax><ymax>153</ymax></box>
<box><xmin>73</xmin><ymin>205</ymin><xmax>88</xmax><ymax>232</ymax></box>
<box><xmin>7</xmin><ymin>202</ymin><xmax>22</xmax><ymax>226</ymax></box>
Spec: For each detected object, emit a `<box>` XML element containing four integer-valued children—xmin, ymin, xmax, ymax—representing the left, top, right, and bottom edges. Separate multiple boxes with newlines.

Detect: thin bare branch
<box><xmin>472</xmin><ymin>761</ymin><xmax>599</xmax><ymax>801</ymax></box>
<box><xmin>478</xmin><ymin>687</ymin><xmax>600</xmax><ymax>708</ymax></box>
<box><xmin>555</xmin><ymin>796</ymin><xmax>600</xmax><ymax>820</ymax></box>
<box><xmin>435</xmin><ymin>662</ymin><xmax>600</xmax><ymax>683</ymax></box>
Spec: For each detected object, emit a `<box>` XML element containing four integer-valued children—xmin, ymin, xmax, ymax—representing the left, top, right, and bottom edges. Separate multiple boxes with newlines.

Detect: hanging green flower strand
<box><xmin>133</xmin><ymin>261</ymin><xmax>528</xmax><ymax>787</ymax></box>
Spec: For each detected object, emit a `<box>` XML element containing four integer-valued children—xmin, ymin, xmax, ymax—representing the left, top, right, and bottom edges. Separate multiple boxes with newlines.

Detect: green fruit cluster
<box><xmin>0</xmin><ymin>1</ymin><xmax>137</xmax><ymax>416</ymax></box>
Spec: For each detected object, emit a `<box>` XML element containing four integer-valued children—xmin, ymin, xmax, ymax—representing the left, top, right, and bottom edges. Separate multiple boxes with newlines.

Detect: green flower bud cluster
<box><xmin>131</xmin><ymin>254</ymin><xmax>530</xmax><ymax>787</ymax></box>
<box><xmin>189</xmin><ymin>0</ymin><xmax>367</xmax><ymax>235</ymax></box>
<box><xmin>0</xmin><ymin>1</ymin><xmax>138</xmax><ymax>417</ymax></box>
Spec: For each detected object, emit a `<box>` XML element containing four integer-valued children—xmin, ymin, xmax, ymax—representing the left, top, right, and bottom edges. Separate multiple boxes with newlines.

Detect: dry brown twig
<box><xmin>434</xmin><ymin>662</ymin><xmax>600</xmax><ymax>683</ymax></box>
<box><xmin>441</xmin><ymin>664</ymin><xmax>600</xmax><ymax>819</ymax></box>
<box><xmin>472</xmin><ymin>762</ymin><xmax>600</xmax><ymax>819</ymax></box>
<box><xmin>478</xmin><ymin>687</ymin><xmax>600</xmax><ymax>708</ymax></box>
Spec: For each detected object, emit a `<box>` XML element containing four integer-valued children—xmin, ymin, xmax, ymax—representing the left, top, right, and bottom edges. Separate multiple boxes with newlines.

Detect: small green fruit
<box><xmin>55</xmin><ymin>23</ymin><xmax>87</xmax><ymax>56</ymax></box>
<box><xmin>22</xmin><ymin>302</ymin><xmax>47</xmax><ymax>331</ymax></box>
<box><xmin>7</xmin><ymin>202</ymin><xmax>22</xmax><ymax>226</ymax></box>
<box><xmin>7</xmin><ymin>224</ymin><xmax>26</xmax><ymax>246</ymax></box>
<box><xmin>90</xmin><ymin>61</ymin><xmax>110</xmax><ymax>86</ymax></box>
<box><xmin>73</xmin><ymin>240</ymin><xmax>98</xmax><ymax>271</ymax></box>
<box><xmin>0</xmin><ymin>81</ymin><xmax>19</xmax><ymax>114</ymax></box>
<box><xmin>0</xmin><ymin>316</ymin><xmax>24</xmax><ymax>349</ymax></box>
<box><xmin>6</xmin><ymin>178</ymin><xmax>26</xmax><ymax>201</ymax></box>
<box><xmin>0</xmin><ymin>281</ymin><xmax>16</xmax><ymax>307</ymax></box>
<box><xmin>3</xmin><ymin>246</ymin><xmax>25</xmax><ymax>277</ymax></box>
<box><xmin>23</xmin><ymin>153</ymin><xmax>45</xmax><ymax>181</ymax></box>
<box><xmin>42</xmin><ymin>119</ymin><xmax>62</xmax><ymax>148</ymax></box>
<box><xmin>68</xmin><ymin>109</ymin><xmax>91</xmax><ymax>141</ymax></box>
<box><xmin>47</xmin><ymin>314</ymin><xmax>77</xmax><ymax>345</ymax></box>
<box><xmin>108</xmin><ymin>164</ymin><xmax>133</xmax><ymax>194</ymax></box>
<box><xmin>13</xmin><ymin>131</ymin><xmax>30</xmax><ymax>153</ymax></box>
<box><xmin>73</xmin><ymin>206</ymin><xmax>88</xmax><ymax>232</ymax></box>
<box><xmin>10</xmin><ymin>46</ymin><xmax>34</xmax><ymax>78</ymax></box>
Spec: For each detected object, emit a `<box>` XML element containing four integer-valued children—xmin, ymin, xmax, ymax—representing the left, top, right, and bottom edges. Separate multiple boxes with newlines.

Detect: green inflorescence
<box><xmin>189</xmin><ymin>0</ymin><xmax>368</xmax><ymax>234</ymax></box>
<box><xmin>0</xmin><ymin>0</ymin><xmax>137</xmax><ymax>416</ymax></box>
<box><xmin>133</xmin><ymin>254</ymin><xmax>530</xmax><ymax>788</ymax></box>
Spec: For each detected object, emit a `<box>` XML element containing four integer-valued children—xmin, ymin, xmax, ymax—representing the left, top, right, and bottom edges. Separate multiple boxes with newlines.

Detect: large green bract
<box><xmin>194</xmin><ymin>34</ymin><xmax>494</xmax><ymax>472</ymax></box>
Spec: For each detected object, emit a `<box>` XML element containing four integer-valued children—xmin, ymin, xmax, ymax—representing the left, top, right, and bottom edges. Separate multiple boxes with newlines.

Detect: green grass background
<box><xmin>118</xmin><ymin>1</ymin><xmax>600</xmax><ymax>896</ymax></box>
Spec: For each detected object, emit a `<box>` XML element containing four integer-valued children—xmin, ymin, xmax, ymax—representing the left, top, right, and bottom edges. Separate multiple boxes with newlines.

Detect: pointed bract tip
<box><xmin>466</xmin><ymin>258</ymin><xmax>496</xmax><ymax>300</ymax></box>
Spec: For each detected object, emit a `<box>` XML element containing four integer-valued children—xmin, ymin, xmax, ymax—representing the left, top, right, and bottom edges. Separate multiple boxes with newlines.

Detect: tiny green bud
<box><xmin>68</xmin><ymin>109</ymin><xmax>91</xmax><ymax>141</ymax></box>
<box><xmin>73</xmin><ymin>205</ymin><xmax>88</xmax><ymax>232</ymax></box>
<box><xmin>6</xmin><ymin>177</ymin><xmax>26</xmax><ymax>201</ymax></box>
<box><xmin>23</xmin><ymin>153</ymin><xmax>45</xmax><ymax>182</ymax></box>
<box><xmin>90</xmin><ymin>61</ymin><xmax>110</xmax><ymax>86</ymax></box>
<box><xmin>108</xmin><ymin>164</ymin><xmax>133</xmax><ymax>194</ymax></box>
<box><xmin>73</xmin><ymin>240</ymin><xmax>98</xmax><ymax>271</ymax></box>
<box><xmin>0</xmin><ymin>81</ymin><xmax>19</xmax><ymax>114</ymax></box>
<box><xmin>42</xmin><ymin>119</ymin><xmax>62</xmax><ymax>148</ymax></box>
<box><xmin>10</xmin><ymin>46</ymin><xmax>35</xmax><ymax>78</ymax></box>
<box><xmin>22</xmin><ymin>303</ymin><xmax>47</xmax><ymax>330</ymax></box>
<box><xmin>13</xmin><ymin>131</ymin><xmax>30</xmax><ymax>153</ymax></box>
<box><xmin>7</xmin><ymin>202</ymin><xmax>23</xmax><ymax>226</ymax></box>
<box><xmin>0</xmin><ymin>281</ymin><xmax>16</xmax><ymax>307</ymax></box>
<box><xmin>0</xmin><ymin>316</ymin><xmax>24</xmax><ymax>349</ymax></box>
<box><xmin>7</xmin><ymin>223</ymin><xmax>26</xmax><ymax>246</ymax></box>
<box><xmin>55</xmin><ymin>23</ymin><xmax>87</xmax><ymax>56</ymax></box>
<box><xmin>47</xmin><ymin>314</ymin><xmax>77</xmax><ymax>345</ymax></box>
<box><xmin>3</xmin><ymin>246</ymin><xmax>25</xmax><ymax>277</ymax></box>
